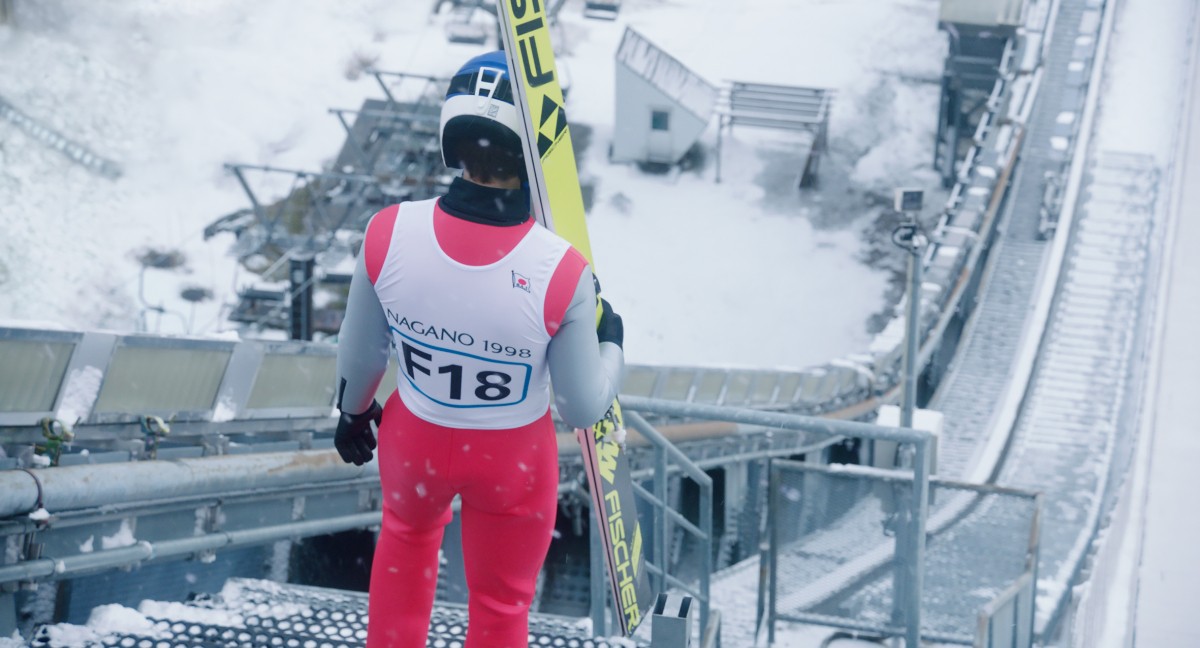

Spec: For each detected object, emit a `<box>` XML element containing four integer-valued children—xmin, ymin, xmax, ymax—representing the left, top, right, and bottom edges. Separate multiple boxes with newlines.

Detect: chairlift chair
<box><xmin>444</xmin><ymin>1</ymin><xmax>489</xmax><ymax>44</ymax></box>
<box><xmin>583</xmin><ymin>0</ymin><xmax>621</xmax><ymax>21</ymax></box>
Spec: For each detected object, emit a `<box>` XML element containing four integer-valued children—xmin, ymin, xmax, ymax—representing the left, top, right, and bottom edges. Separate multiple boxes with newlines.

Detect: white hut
<box><xmin>611</xmin><ymin>27</ymin><xmax>718</xmax><ymax>165</ymax></box>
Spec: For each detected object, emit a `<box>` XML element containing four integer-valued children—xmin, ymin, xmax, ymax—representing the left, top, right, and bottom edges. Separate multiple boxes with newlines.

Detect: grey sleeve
<box><xmin>334</xmin><ymin>251</ymin><xmax>391</xmax><ymax>415</ymax></box>
<box><xmin>547</xmin><ymin>266</ymin><xmax>625</xmax><ymax>428</ymax></box>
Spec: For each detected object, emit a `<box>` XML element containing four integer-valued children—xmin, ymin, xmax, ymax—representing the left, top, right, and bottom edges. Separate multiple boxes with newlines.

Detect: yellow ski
<box><xmin>496</xmin><ymin>0</ymin><xmax>653</xmax><ymax>636</ymax></box>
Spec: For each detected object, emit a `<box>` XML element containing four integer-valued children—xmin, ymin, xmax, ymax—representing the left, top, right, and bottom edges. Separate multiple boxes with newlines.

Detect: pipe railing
<box><xmin>768</xmin><ymin>453</ymin><xmax>930</xmax><ymax>648</ymax></box>
<box><xmin>620</xmin><ymin>396</ymin><xmax>933</xmax><ymax>648</ymax></box>
<box><xmin>628</xmin><ymin>410</ymin><xmax>710</xmax><ymax>638</ymax></box>
<box><xmin>622</xmin><ymin>396</ymin><xmax>932</xmax><ymax>446</ymax></box>
<box><xmin>0</xmin><ymin>454</ymin><xmax>586</xmax><ymax>590</ymax></box>
<box><xmin>630</xmin><ymin>411</ymin><xmax>713</xmax><ymax>634</ymax></box>
<box><xmin>578</xmin><ymin>407</ymin><xmax>716</xmax><ymax>639</ymax></box>
<box><xmin>0</xmin><ymin>450</ymin><xmax>375</xmax><ymax>518</ymax></box>
<box><xmin>0</xmin><ymin>511</ymin><xmax>382</xmax><ymax>584</ymax></box>
<box><xmin>976</xmin><ymin>493</ymin><xmax>1042</xmax><ymax>647</ymax></box>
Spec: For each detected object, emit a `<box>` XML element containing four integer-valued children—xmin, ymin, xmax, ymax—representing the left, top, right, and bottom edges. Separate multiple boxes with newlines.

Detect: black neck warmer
<box><xmin>438</xmin><ymin>177</ymin><xmax>531</xmax><ymax>226</ymax></box>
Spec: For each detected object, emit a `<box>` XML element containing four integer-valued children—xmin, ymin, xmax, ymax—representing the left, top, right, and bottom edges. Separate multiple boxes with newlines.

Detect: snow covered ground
<box><xmin>0</xmin><ymin>0</ymin><xmax>945</xmax><ymax>370</ymax></box>
<box><xmin>1070</xmin><ymin>0</ymin><xmax>1200</xmax><ymax>645</ymax></box>
<box><xmin>0</xmin><ymin>0</ymin><xmax>479</xmax><ymax>334</ymax></box>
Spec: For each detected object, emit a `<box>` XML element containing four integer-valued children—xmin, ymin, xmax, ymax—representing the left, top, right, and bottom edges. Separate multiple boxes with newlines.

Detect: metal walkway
<box><xmin>31</xmin><ymin>578</ymin><xmax>644</xmax><ymax>648</ymax></box>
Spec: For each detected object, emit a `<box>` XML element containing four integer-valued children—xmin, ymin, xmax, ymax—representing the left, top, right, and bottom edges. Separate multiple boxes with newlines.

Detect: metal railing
<box><xmin>977</xmin><ymin>572</ymin><xmax>1036</xmax><ymax>648</ymax></box>
<box><xmin>765</xmin><ymin>455</ymin><xmax>930</xmax><ymax>648</ymax></box>
<box><xmin>762</xmin><ymin>459</ymin><xmax>1040</xmax><ymax>647</ymax></box>
<box><xmin>0</xmin><ymin>451</ymin><xmax>601</xmax><ymax>588</ymax></box>
<box><xmin>635</xmin><ymin>411</ymin><xmax>714</xmax><ymax>638</ymax></box>
<box><xmin>621</xmin><ymin>397</ymin><xmax>934</xmax><ymax>648</ymax></box>
<box><xmin>576</xmin><ymin>406</ymin><xmax>717</xmax><ymax>642</ymax></box>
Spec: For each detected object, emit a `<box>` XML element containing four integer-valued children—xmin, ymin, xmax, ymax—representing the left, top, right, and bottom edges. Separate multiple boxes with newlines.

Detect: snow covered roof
<box><xmin>615</xmin><ymin>27</ymin><xmax>718</xmax><ymax>121</ymax></box>
<box><xmin>938</xmin><ymin>0</ymin><xmax>1023</xmax><ymax>28</ymax></box>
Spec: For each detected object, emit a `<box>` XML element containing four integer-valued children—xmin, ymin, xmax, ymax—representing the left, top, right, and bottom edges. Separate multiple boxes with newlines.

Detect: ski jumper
<box><xmin>334</xmin><ymin>177</ymin><xmax>624</xmax><ymax>648</ymax></box>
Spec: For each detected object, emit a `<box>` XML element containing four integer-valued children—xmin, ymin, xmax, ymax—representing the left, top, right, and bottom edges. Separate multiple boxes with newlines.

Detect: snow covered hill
<box><xmin>0</xmin><ymin>0</ymin><xmax>944</xmax><ymax>369</ymax></box>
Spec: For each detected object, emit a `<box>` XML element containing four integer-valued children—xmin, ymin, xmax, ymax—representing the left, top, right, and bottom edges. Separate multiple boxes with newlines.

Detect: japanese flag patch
<box><xmin>512</xmin><ymin>271</ymin><xmax>531</xmax><ymax>292</ymax></box>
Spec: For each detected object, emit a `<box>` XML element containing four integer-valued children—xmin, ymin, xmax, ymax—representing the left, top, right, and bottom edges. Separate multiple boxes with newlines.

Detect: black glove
<box><xmin>334</xmin><ymin>400</ymin><xmax>382</xmax><ymax>466</ymax></box>
<box><xmin>597</xmin><ymin>298</ymin><xmax>624</xmax><ymax>348</ymax></box>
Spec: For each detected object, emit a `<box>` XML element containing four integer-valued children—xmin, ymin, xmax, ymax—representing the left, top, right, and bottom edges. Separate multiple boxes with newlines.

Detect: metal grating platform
<box><xmin>30</xmin><ymin>578</ymin><xmax>647</xmax><ymax>648</ymax></box>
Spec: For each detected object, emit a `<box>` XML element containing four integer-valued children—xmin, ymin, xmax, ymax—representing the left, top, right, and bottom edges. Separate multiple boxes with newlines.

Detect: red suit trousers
<box><xmin>365</xmin><ymin>392</ymin><xmax>559</xmax><ymax>647</ymax></box>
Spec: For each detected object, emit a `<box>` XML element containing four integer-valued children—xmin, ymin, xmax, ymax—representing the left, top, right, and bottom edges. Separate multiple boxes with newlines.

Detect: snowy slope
<box><xmin>0</xmin><ymin>0</ymin><xmax>945</xmax><ymax>371</ymax></box>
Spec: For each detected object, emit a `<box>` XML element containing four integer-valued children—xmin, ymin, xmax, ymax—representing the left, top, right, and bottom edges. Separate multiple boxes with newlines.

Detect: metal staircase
<box><xmin>997</xmin><ymin>152</ymin><xmax>1158</xmax><ymax>634</ymax></box>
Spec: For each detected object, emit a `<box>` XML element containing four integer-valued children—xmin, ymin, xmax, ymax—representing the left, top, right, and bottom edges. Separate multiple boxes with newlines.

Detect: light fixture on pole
<box><xmin>892</xmin><ymin>188</ymin><xmax>927</xmax><ymax>430</ymax></box>
<box><xmin>889</xmin><ymin>187</ymin><xmax>929</xmax><ymax>646</ymax></box>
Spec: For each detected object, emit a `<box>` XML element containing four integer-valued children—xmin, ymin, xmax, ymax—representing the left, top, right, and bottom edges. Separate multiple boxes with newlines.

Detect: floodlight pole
<box><xmin>902</xmin><ymin>245</ymin><xmax>922</xmax><ymax>429</ymax></box>
<box><xmin>894</xmin><ymin>189</ymin><xmax>926</xmax><ymax>429</ymax></box>
<box><xmin>891</xmin><ymin>188</ymin><xmax>926</xmax><ymax>647</ymax></box>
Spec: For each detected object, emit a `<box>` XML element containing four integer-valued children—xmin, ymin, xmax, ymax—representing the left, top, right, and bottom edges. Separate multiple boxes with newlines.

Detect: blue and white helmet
<box><xmin>440</xmin><ymin>51</ymin><xmax>525</xmax><ymax>170</ymax></box>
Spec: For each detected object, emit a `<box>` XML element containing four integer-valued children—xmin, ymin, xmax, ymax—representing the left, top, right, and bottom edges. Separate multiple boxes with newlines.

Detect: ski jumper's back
<box><xmin>334</xmin><ymin>178</ymin><xmax>623</xmax><ymax>648</ymax></box>
<box><xmin>370</xmin><ymin>198</ymin><xmax>570</xmax><ymax>429</ymax></box>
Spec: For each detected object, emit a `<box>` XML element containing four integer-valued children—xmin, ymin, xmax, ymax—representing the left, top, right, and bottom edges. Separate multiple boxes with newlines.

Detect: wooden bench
<box><xmin>715</xmin><ymin>82</ymin><xmax>834</xmax><ymax>187</ymax></box>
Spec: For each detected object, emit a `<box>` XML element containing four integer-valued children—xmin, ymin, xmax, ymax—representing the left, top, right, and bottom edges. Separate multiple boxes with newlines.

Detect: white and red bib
<box><xmin>367</xmin><ymin>199</ymin><xmax>573</xmax><ymax>429</ymax></box>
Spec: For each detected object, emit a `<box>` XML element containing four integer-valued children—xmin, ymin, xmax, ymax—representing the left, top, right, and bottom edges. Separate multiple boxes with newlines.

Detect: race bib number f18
<box><xmin>393</xmin><ymin>330</ymin><xmax>531</xmax><ymax>408</ymax></box>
